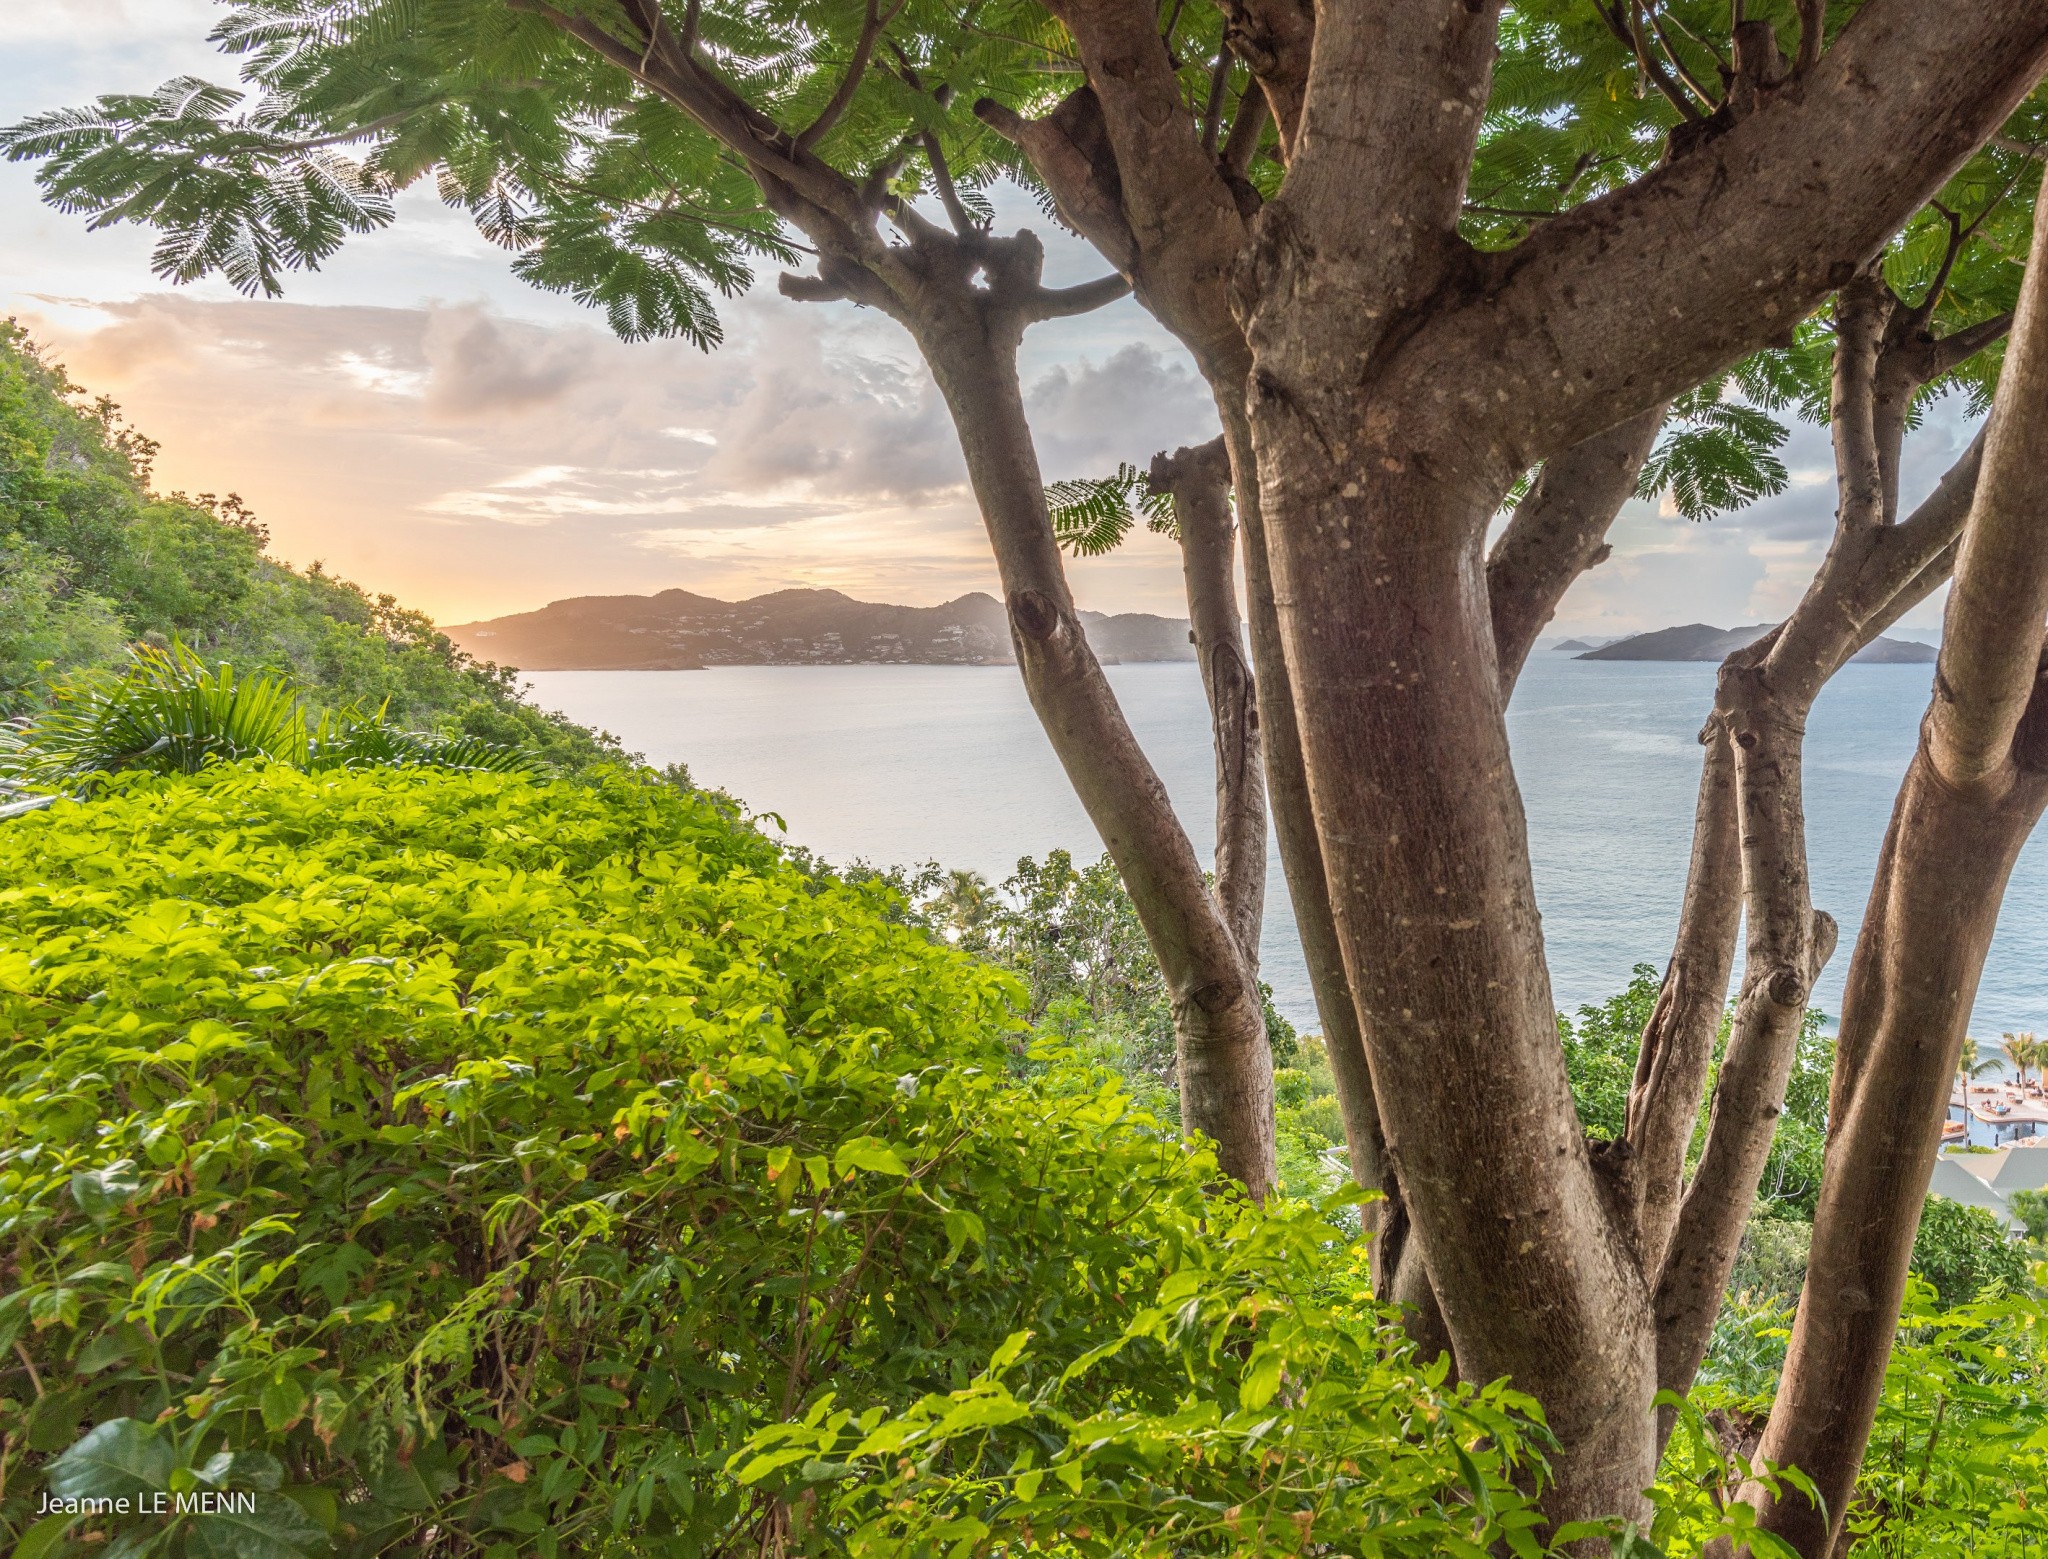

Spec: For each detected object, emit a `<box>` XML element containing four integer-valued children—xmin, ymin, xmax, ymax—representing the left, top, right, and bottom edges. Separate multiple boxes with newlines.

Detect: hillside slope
<box><xmin>446</xmin><ymin>587</ymin><xmax>1199</xmax><ymax>669</ymax></box>
<box><xmin>0</xmin><ymin>323</ymin><xmax>614</xmax><ymax>769</ymax></box>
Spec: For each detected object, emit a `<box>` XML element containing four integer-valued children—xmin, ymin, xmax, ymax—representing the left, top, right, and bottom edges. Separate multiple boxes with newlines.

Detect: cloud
<box><xmin>1025</xmin><ymin>343</ymin><xmax>1220</xmax><ymax>479</ymax></box>
<box><xmin>420</xmin><ymin>306</ymin><xmax>598</xmax><ymax>417</ymax></box>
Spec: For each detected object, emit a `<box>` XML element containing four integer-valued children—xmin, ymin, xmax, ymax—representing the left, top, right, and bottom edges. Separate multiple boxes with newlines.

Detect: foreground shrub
<box><xmin>1</xmin><ymin>643</ymin><xmax>535</xmax><ymax>790</ymax></box>
<box><xmin>1658</xmin><ymin>1276</ymin><xmax>2048</xmax><ymax>1556</ymax></box>
<box><xmin>0</xmin><ymin>765</ymin><xmax>1555</xmax><ymax>1558</ymax></box>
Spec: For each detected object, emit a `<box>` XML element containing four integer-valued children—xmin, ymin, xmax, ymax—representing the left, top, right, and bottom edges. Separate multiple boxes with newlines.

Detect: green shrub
<box><xmin>0</xmin><ymin>766</ymin><xmax>1555</xmax><ymax>1558</ymax></box>
<box><xmin>1910</xmin><ymin>1196</ymin><xmax>2032</xmax><ymax>1308</ymax></box>
<box><xmin>1659</xmin><ymin>1274</ymin><xmax>2048</xmax><ymax>1556</ymax></box>
<box><xmin>1728</xmin><ymin>1213</ymin><xmax>1813</xmax><ymax>1308</ymax></box>
<box><xmin>1</xmin><ymin>643</ymin><xmax>537</xmax><ymax>788</ymax></box>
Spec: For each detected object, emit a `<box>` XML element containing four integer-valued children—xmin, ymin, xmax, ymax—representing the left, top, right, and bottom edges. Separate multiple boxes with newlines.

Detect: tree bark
<box><xmin>1744</xmin><ymin>204</ymin><xmax>2048</xmax><ymax>1559</ymax></box>
<box><xmin>899</xmin><ymin>280</ymin><xmax>1277</xmax><ymax>1200</ymax></box>
<box><xmin>1150</xmin><ymin>436</ymin><xmax>1266</xmax><ymax>970</ymax></box>
<box><xmin>1627</xmin><ymin>715</ymin><xmax>1744</xmax><ymax>1276</ymax></box>
<box><xmin>1487</xmin><ymin>405</ymin><xmax>1667</xmax><ymax>692</ymax></box>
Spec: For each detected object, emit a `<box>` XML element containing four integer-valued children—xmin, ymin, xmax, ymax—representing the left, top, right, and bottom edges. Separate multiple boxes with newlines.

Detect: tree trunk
<box><xmin>1150</xmin><ymin>437</ymin><xmax>1267</xmax><ymax>971</ymax></box>
<box><xmin>907</xmin><ymin>296</ymin><xmax>1277</xmax><ymax>1199</ymax></box>
<box><xmin>1744</xmin><ymin>209</ymin><xmax>2048</xmax><ymax>1559</ymax></box>
<box><xmin>1738</xmin><ymin>727</ymin><xmax>2048</xmax><ymax>1554</ymax></box>
<box><xmin>1249</xmin><ymin>435</ymin><xmax>1656</xmax><ymax>1524</ymax></box>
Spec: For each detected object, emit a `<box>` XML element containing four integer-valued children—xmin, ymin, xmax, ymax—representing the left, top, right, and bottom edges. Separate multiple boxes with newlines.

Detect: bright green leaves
<box><xmin>1045</xmin><ymin>464</ymin><xmax>1179</xmax><ymax>557</ymax></box>
<box><xmin>832</xmin><ymin>1135</ymin><xmax>908</xmax><ymax>1178</ymax></box>
<box><xmin>45</xmin><ymin>1418</ymin><xmax>177</xmax><ymax>1505</ymax></box>
<box><xmin>1</xmin><ymin>75</ymin><xmax>395</xmax><ymax>297</ymax></box>
<box><xmin>1637</xmin><ymin>383</ymin><xmax>1791</xmax><ymax>524</ymax></box>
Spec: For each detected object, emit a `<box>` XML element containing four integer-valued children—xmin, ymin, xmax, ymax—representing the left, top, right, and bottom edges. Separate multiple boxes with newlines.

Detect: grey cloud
<box><xmin>421</xmin><ymin>305</ymin><xmax>598</xmax><ymax>417</ymax></box>
<box><xmin>1024</xmin><ymin>343</ymin><xmax>1220</xmax><ymax>480</ymax></box>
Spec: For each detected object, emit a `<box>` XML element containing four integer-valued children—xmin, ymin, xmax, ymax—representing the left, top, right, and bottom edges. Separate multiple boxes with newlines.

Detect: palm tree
<box><xmin>1957</xmin><ymin>1042</ymin><xmax>2001</xmax><ymax>1102</ymax></box>
<box><xmin>929</xmin><ymin>869</ymin><xmax>997</xmax><ymax>945</ymax></box>
<box><xmin>2001</xmin><ymin>1032</ymin><xmax>2041</xmax><ymax>1089</ymax></box>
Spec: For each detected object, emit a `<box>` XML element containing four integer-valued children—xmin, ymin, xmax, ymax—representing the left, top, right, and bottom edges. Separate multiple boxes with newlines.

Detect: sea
<box><xmin>524</xmin><ymin>652</ymin><xmax>2048</xmax><ymax>1052</ymax></box>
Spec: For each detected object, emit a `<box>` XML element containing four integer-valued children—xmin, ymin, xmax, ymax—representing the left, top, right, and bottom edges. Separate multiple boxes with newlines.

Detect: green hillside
<box><xmin>0</xmin><ymin>321</ymin><xmax>615</xmax><ymax>771</ymax></box>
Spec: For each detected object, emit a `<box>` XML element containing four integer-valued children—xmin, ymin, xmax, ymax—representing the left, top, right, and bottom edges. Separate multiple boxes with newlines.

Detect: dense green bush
<box><xmin>0</xmin><ymin>766</ymin><xmax>1559</xmax><ymax>1559</ymax></box>
<box><xmin>1909</xmin><ymin>1197</ymin><xmax>2033</xmax><ymax>1309</ymax></box>
<box><xmin>0</xmin><ymin>323</ymin><xmax>615</xmax><ymax>772</ymax></box>
<box><xmin>1660</xmin><ymin>1276</ymin><xmax>2048</xmax><ymax>1557</ymax></box>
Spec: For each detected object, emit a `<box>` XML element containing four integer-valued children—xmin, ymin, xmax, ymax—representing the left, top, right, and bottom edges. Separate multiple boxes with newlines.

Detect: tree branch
<box><xmin>1832</xmin><ymin>268</ymin><xmax>1895</xmax><ymax>530</ymax></box>
<box><xmin>1485</xmin><ymin>403</ymin><xmax>1666</xmax><ymax>689</ymax></box>
<box><xmin>1795</xmin><ymin>0</ymin><xmax>1827</xmax><ymax>74</ymax></box>
<box><xmin>1405</xmin><ymin>0</ymin><xmax>2048</xmax><ymax>473</ymax></box>
<box><xmin>1927</xmin><ymin>212</ymin><xmax>2048</xmax><ymax>790</ymax></box>
<box><xmin>1019</xmin><ymin>271</ymin><xmax>1131</xmax><ymax>320</ymax></box>
<box><xmin>795</xmin><ymin>0</ymin><xmax>899</xmax><ymax>151</ymax></box>
<box><xmin>1627</xmin><ymin>716</ymin><xmax>1743</xmax><ymax>1274</ymax></box>
<box><xmin>1215</xmin><ymin>0</ymin><xmax>1314</xmax><ymax>159</ymax></box>
<box><xmin>1219</xmin><ymin>84</ymin><xmax>1268</xmax><ymax>180</ymax></box>
<box><xmin>1150</xmin><ymin>436</ymin><xmax>1265</xmax><ymax>965</ymax></box>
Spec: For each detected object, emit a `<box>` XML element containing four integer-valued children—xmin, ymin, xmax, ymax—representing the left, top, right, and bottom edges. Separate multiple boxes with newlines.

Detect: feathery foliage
<box><xmin>1045</xmin><ymin>464</ymin><xmax>1177</xmax><ymax>557</ymax></box>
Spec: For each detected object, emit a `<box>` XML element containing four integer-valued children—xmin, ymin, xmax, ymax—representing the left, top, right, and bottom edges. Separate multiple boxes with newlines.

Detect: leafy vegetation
<box><xmin>1</xmin><ymin>642</ymin><xmax>537</xmax><ymax>789</ymax></box>
<box><xmin>0</xmin><ymin>765</ymin><xmax>1566</xmax><ymax>1559</ymax></box>
<box><xmin>1908</xmin><ymin>1198</ymin><xmax>2034</xmax><ymax>1310</ymax></box>
<box><xmin>918</xmin><ymin>849</ymin><xmax>1348</xmax><ymax>1201</ymax></box>
<box><xmin>1660</xmin><ymin>1277</ymin><xmax>2048</xmax><ymax>1558</ymax></box>
<box><xmin>0</xmin><ymin>323</ymin><xmax>616</xmax><ymax>772</ymax></box>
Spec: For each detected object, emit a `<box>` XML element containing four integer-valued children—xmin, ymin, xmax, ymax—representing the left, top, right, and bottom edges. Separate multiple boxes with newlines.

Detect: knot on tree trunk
<box><xmin>1007</xmin><ymin>588</ymin><xmax>1065</xmax><ymax>643</ymax></box>
<box><xmin>1765</xmin><ymin>963</ymin><xmax>1810</xmax><ymax>1009</ymax></box>
<box><xmin>1186</xmin><ymin>978</ymin><xmax>1242</xmax><ymax>1016</ymax></box>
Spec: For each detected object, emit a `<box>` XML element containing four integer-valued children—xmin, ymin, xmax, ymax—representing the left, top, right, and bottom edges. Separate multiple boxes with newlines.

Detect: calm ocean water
<box><xmin>524</xmin><ymin>653</ymin><xmax>2048</xmax><ymax>1042</ymax></box>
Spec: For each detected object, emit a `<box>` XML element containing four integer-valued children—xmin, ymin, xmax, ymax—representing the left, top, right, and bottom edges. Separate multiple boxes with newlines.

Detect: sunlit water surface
<box><xmin>525</xmin><ymin>654</ymin><xmax>2048</xmax><ymax>1042</ymax></box>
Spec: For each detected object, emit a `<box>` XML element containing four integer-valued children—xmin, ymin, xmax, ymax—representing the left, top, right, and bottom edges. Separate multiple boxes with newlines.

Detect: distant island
<box><xmin>1570</xmin><ymin>623</ymin><xmax>1936</xmax><ymax>664</ymax></box>
<box><xmin>445</xmin><ymin>588</ymin><xmax>1197</xmax><ymax>670</ymax></box>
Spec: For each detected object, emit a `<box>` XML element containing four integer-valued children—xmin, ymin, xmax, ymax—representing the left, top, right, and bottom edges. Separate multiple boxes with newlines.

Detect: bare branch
<box><xmin>1200</xmin><ymin>48</ymin><xmax>1232</xmax><ymax>155</ymax></box>
<box><xmin>1627</xmin><ymin>717</ymin><xmax>1742</xmax><ymax>1274</ymax></box>
<box><xmin>1486</xmin><ymin>403</ymin><xmax>1665</xmax><ymax>689</ymax></box>
<box><xmin>1219</xmin><ymin>83</ymin><xmax>1268</xmax><ymax>179</ymax></box>
<box><xmin>1925</xmin><ymin>310</ymin><xmax>2015</xmax><ymax>378</ymax></box>
<box><xmin>1832</xmin><ymin>268</ymin><xmax>1894</xmax><ymax>531</ymax></box>
<box><xmin>1596</xmin><ymin>1</ymin><xmax>1706</xmax><ymax>123</ymax></box>
<box><xmin>1795</xmin><ymin>0</ymin><xmax>1826</xmax><ymax>74</ymax></box>
<box><xmin>920</xmin><ymin>129</ymin><xmax>977</xmax><ymax>235</ymax></box>
<box><xmin>1020</xmin><ymin>271</ymin><xmax>1131</xmax><ymax>320</ymax></box>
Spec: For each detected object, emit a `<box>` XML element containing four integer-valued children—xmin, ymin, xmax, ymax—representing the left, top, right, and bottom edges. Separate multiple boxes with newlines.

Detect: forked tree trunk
<box><xmin>1640</xmin><ymin>269</ymin><xmax>1998</xmax><ymax>1420</ymax></box>
<box><xmin>1744</xmin><ymin>212</ymin><xmax>2048</xmax><ymax>1558</ymax></box>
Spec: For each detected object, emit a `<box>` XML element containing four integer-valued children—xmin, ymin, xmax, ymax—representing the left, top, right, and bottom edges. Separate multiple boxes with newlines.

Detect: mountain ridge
<box><xmin>1573</xmin><ymin>623</ymin><xmax>1936</xmax><ymax>664</ymax></box>
<box><xmin>445</xmin><ymin>587</ymin><xmax>1196</xmax><ymax>670</ymax></box>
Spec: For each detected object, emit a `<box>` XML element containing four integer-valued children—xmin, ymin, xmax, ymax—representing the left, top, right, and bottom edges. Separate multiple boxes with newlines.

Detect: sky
<box><xmin>0</xmin><ymin>0</ymin><xmax>1980</xmax><ymax>633</ymax></box>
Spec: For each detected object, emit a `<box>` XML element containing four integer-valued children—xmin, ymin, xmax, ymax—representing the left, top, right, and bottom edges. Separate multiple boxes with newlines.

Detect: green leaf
<box><xmin>184</xmin><ymin>1491</ymin><xmax>330</xmax><ymax>1559</ymax></box>
<box><xmin>260</xmin><ymin>1379</ymin><xmax>309</xmax><ymax>1433</ymax></box>
<box><xmin>12</xmin><ymin>1512</ymin><xmax>80</xmax><ymax>1559</ymax></box>
<box><xmin>833</xmin><ymin>1137</ymin><xmax>908</xmax><ymax>1178</ymax></box>
<box><xmin>46</xmin><ymin>1418</ymin><xmax>176</xmax><ymax>1505</ymax></box>
<box><xmin>1238</xmin><ymin>1346</ymin><xmax>1283</xmax><ymax>1410</ymax></box>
